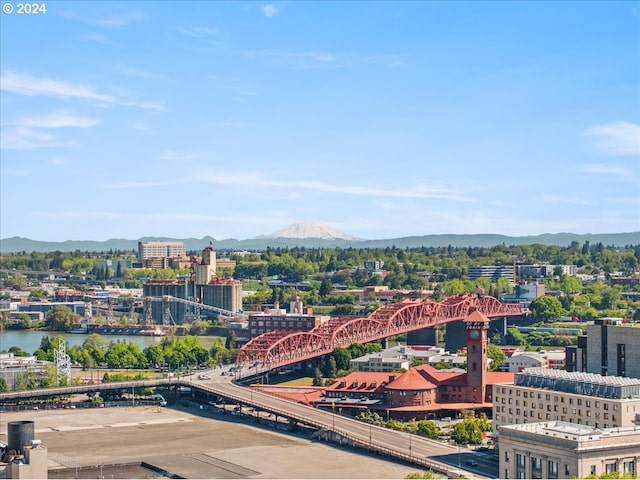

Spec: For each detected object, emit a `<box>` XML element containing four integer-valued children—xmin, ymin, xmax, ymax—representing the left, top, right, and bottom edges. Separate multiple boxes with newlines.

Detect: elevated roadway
<box><xmin>0</xmin><ymin>368</ymin><xmax>494</xmax><ymax>478</ymax></box>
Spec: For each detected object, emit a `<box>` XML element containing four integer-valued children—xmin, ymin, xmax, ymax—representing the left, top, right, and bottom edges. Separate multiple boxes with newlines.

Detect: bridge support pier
<box><xmin>407</xmin><ymin>327</ymin><xmax>438</xmax><ymax>346</ymax></box>
<box><xmin>444</xmin><ymin>321</ymin><xmax>466</xmax><ymax>352</ymax></box>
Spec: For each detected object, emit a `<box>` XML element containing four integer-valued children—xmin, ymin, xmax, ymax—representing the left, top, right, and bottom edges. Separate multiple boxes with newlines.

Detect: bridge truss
<box><xmin>236</xmin><ymin>294</ymin><xmax>522</xmax><ymax>370</ymax></box>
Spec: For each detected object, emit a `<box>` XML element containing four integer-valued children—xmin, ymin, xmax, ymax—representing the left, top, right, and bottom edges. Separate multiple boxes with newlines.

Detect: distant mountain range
<box><xmin>1</xmin><ymin>222</ymin><xmax>638</xmax><ymax>253</ymax></box>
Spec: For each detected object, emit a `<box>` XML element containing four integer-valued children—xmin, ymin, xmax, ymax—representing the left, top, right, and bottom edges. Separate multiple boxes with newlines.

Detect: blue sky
<box><xmin>1</xmin><ymin>1</ymin><xmax>639</xmax><ymax>242</ymax></box>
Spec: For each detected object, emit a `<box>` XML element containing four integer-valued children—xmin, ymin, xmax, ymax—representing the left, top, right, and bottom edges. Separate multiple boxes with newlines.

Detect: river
<box><xmin>0</xmin><ymin>329</ymin><xmax>223</xmax><ymax>355</ymax></box>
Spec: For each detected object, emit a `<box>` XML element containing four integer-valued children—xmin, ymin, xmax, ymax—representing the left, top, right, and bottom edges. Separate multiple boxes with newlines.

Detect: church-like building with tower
<box><xmin>306</xmin><ymin>309</ymin><xmax>514</xmax><ymax>420</ymax></box>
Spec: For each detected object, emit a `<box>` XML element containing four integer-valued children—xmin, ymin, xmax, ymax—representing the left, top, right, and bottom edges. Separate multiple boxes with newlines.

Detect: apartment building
<box><xmin>499</xmin><ymin>421</ymin><xmax>640</xmax><ymax>479</ymax></box>
<box><xmin>493</xmin><ymin>368</ymin><xmax>640</xmax><ymax>431</ymax></box>
<box><xmin>566</xmin><ymin>318</ymin><xmax>640</xmax><ymax>378</ymax></box>
<box><xmin>137</xmin><ymin>241</ymin><xmax>186</xmax><ymax>261</ymax></box>
<box><xmin>468</xmin><ymin>265</ymin><xmax>514</xmax><ymax>283</ymax></box>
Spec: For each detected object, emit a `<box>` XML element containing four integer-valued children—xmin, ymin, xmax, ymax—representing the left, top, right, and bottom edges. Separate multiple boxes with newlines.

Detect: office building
<box><xmin>468</xmin><ymin>265</ymin><xmax>514</xmax><ymax>283</ymax></box>
<box><xmin>499</xmin><ymin>421</ymin><xmax>639</xmax><ymax>480</ymax></box>
<box><xmin>493</xmin><ymin>368</ymin><xmax>640</xmax><ymax>431</ymax></box>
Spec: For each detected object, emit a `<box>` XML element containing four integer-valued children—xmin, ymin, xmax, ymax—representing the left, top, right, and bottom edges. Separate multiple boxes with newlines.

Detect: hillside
<box><xmin>1</xmin><ymin>232</ymin><xmax>638</xmax><ymax>253</ymax></box>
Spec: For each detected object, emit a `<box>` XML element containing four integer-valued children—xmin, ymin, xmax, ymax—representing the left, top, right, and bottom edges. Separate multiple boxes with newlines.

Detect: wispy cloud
<box><xmin>115</xmin><ymin>64</ymin><xmax>160</xmax><ymax>79</ymax></box>
<box><xmin>160</xmin><ymin>150</ymin><xmax>195</xmax><ymax>162</ymax></box>
<box><xmin>101</xmin><ymin>168</ymin><xmax>473</xmax><ymax>202</ymax></box>
<box><xmin>0</xmin><ymin>169</ymin><xmax>32</xmax><ymax>175</ymax></box>
<box><xmin>578</xmin><ymin>163</ymin><xmax>632</xmax><ymax>177</ymax></box>
<box><xmin>59</xmin><ymin>10</ymin><xmax>145</xmax><ymax>29</ymax></box>
<box><xmin>51</xmin><ymin>158</ymin><xmax>68</xmax><ymax>166</ymax></box>
<box><xmin>0</xmin><ymin>126</ymin><xmax>78</xmax><ymax>151</ymax></box>
<box><xmin>6</xmin><ymin>110</ymin><xmax>99</xmax><ymax>129</ymax></box>
<box><xmin>131</xmin><ymin>122</ymin><xmax>152</xmax><ymax>132</ymax></box>
<box><xmin>1</xmin><ymin>71</ymin><xmax>164</xmax><ymax>112</ymax></box>
<box><xmin>1</xmin><ymin>71</ymin><xmax>114</xmax><ymax>103</ymax></box>
<box><xmin>582</xmin><ymin>122</ymin><xmax>640</xmax><ymax>156</ymax></box>
<box><xmin>175</xmin><ymin>26</ymin><xmax>220</xmax><ymax>38</ymax></box>
<box><xmin>81</xmin><ymin>33</ymin><xmax>114</xmax><ymax>45</ymax></box>
<box><xmin>211</xmin><ymin>121</ymin><xmax>246</xmax><ymax>128</ymax></box>
<box><xmin>262</xmin><ymin>4</ymin><xmax>279</xmax><ymax>18</ymax></box>
<box><xmin>540</xmin><ymin>194</ymin><xmax>592</xmax><ymax>206</ymax></box>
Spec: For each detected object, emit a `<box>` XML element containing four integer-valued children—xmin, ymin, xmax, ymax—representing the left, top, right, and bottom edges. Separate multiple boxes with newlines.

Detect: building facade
<box><xmin>468</xmin><ymin>265</ymin><xmax>515</xmax><ymax>283</ymax></box>
<box><xmin>137</xmin><ymin>241</ymin><xmax>186</xmax><ymax>261</ymax></box>
<box><xmin>566</xmin><ymin>318</ymin><xmax>640</xmax><ymax>378</ymax></box>
<box><xmin>247</xmin><ymin>302</ymin><xmax>328</xmax><ymax>337</ymax></box>
<box><xmin>499</xmin><ymin>421</ymin><xmax>640</xmax><ymax>480</ymax></box>
<box><xmin>493</xmin><ymin>368</ymin><xmax>640</xmax><ymax>431</ymax></box>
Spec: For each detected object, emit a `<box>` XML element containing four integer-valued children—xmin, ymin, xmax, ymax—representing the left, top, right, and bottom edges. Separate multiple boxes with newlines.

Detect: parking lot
<box><xmin>1</xmin><ymin>404</ymin><xmax>419</xmax><ymax>479</ymax></box>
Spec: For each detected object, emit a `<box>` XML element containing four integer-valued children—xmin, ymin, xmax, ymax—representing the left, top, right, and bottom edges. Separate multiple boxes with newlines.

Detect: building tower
<box><xmin>195</xmin><ymin>246</ymin><xmax>217</xmax><ymax>286</ymax></box>
<box><xmin>464</xmin><ymin>309</ymin><xmax>489</xmax><ymax>403</ymax></box>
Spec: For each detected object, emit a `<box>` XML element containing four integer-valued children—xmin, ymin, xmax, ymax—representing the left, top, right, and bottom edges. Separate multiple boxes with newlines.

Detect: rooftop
<box><xmin>500</xmin><ymin>421</ymin><xmax>640</xmax><ymax>443</ymax></box>
<box><xmin>514</xmin><ymin>367</ymin><xmax>640</xmax><ymax>399</ymax></box>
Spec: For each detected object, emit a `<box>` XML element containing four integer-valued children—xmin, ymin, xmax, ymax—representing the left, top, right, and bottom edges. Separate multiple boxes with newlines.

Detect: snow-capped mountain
<box><xmin>260</xmin><ymin>222</ymin><xmax>360</xmax><ymax>240</ymax></box>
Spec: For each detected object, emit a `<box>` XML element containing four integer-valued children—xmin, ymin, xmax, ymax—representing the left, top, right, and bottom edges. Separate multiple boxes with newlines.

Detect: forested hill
<box><xmin>1</xmin><ymin>232</ymin><xmax>638</xmax><ymax>253</ymax></box>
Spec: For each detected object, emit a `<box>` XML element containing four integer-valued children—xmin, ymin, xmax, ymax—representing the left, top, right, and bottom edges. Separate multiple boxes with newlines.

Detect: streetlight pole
<box><xmin>409</xmin><ymin>431</ymin><xmax>412</xmax><ymax>462</ymax></box>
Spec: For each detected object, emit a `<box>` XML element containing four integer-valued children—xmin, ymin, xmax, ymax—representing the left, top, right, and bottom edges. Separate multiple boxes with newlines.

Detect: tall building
<box><xmin>137</xmin><ymin>241</ymin><xmax>186</xmax><ymax>261</ymax></box>
<box><xmin>566</xmin><ymin>318</ymin><xmax>640</xmax><ymax>378</ymax></box>
<box><xmin>499</xmin><ymin>422</ymin><xmax>640</xmax><ymax>480</ymax></box>
<box><xmin>493</xmin><ymin>368</ymin><xmax>640</xmax><ymax>431</ymax></box>
<box><xmin>468</xmin><ymin>265</ymin><xmax>514</xmax><ymax>283</ymax></box>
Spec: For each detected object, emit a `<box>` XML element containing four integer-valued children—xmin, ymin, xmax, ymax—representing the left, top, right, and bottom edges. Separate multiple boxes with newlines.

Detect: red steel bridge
<box><xmin>236</xmin><ymin>294</ymin><xmax>523</xmax><ymax>370</ymax></box>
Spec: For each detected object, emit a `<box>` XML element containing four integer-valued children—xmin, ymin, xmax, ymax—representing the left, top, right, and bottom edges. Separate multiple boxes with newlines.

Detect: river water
<box><xmin>0</xmin><ymin>329</ymin><xmax>222</xmax><ymax>355</ymax></box>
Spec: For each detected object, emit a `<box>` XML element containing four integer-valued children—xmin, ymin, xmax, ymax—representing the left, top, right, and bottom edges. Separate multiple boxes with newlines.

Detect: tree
<box><xmin>225</xmin><ymin>330</ymin><xmax>236</xmax><ymax>350</ymax></box>
<box><xmin>312</xmin><ymin>368</ymin><xmax>323</xmax><ymax>386</ymax></box>
<box><xmin>415</xmin><ymin>420</ymin><xmax>439</xmax><ymax>439</ymax></box>
<box><xmin>451</xmin><ymin>419</ymin><xmax>483</xmax><ymax>445</ymax></box>
<box><xmin>331</xmin><ymin>347</ymin><xmax>352</xmax><ymax>371</ymax></box>
<box><xmin>46</xmin><ymin>305</ymin><xmax>80</xmax><ymax>331</ymax></box>
<box><xmin>0</xmin><ymin>377</ymin><xmax>8</xmax><ymax>392</ymax></box>
<box><xmin>529</xmin><ymin>296</ymin><xmax>565</xmax><ymax>322</ymax></box>
<box><xmin>486</xmin><ymin>344</ymin><xmax>506</xmax><ymax>371</ymax></box>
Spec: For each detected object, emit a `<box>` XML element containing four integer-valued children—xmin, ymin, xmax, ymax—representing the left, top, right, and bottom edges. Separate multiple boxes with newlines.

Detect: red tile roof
<box><xmin>386</xmin><ymin>367</ymin><xmax>437</xmax><ymax>390</ymax></box>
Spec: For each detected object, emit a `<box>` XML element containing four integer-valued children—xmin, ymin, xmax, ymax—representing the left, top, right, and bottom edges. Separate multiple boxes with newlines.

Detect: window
<box><xmin>548</xmin><ymin>460</ymin><xmax>558</xmax><ymax>480</ymax></box>
<box><xmin>531</xmin><ymin>457</ymin><xmax>542</xmax><ymax>479</ymax></box>
<box><xmin>623</xmin><ymin>461</ymin><xmax>635</xmax><ymax>475</ymax></box>
<box><xmin>505</xmin><ymin>451</ymin><xmax>510</xmax><ymax>462</ymax></box>
<box><xmin>516</xmin><ymin>454</ymin><xmax>526</xmax><ymax>479</ymax></box>
<box><xmin>605</xmin><ymin>463</ymin><xmax>617</xmax><ymax>474</ymax></box>
<box><xmin>590</xmin><ymin>466</ymin><xmax>596</xmax><ymax>475</ymax></box>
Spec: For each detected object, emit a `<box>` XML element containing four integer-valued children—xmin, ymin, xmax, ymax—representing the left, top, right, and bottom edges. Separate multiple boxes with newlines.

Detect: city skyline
<box><xmin>1</xmin><ymin>1</ymin><xmax>639</xmax><ymax>242</ymax></box>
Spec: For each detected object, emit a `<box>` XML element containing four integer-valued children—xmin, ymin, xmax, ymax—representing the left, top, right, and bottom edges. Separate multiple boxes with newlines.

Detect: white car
<box><xmin>198</xmin><ymin>374</ymin><xmax>211</xmax><ymax>380</ymax></box>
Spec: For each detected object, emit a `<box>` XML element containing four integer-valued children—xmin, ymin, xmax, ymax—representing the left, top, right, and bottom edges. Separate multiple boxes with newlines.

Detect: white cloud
<box><xmin>81</xmin><ymin>33</ymin><xmax>114</xmax><ymax>45</ymax></box>
<box><xmin>115</xmin><ymin>64</ymin><xmax>159</xmax><ymax>79</ymax></box>
<box><xmin>101</xmin><ymin>168</ymin><xmax>473</xmax><ymax>202</ymax></box>
<box><xmin>262</xmin><ymin>4</ymin><xmax>279</xmax><ymax>17</ymax></box>
<box><xmin>582</xmin><ymin>122</ymin><xmax>640</xmax><ymax>156</ymax></box>
<box><xmin>540</xmin><ymin>194</ymin><xmax>592</xmax><ymax>206</ymax></box>
<box><xmin>578</xmin><ymin>163</ymin><xmax>631</xmax><ymax>177</ymax></box>
<box><xmin>59</xmin><ymin>10</ymin><xmax>145</xmax><ymax>29</ymax></box>
<box><xmin>175</xmin><ymin>26</ymin><xmax>220</xmax><ymax>38</ymax></box>
<box><xmin>7</xmin><ymin>111</ymin><xmax>99</xmax><ymax>129</ymax></box>
<box><xmin>131</xmin><ymin>122</ymin><xmax>152</xmax><ymax>131</ymax></box>
<box><xmin>0</xmin><ymin>71</ymin><xmax>164</xmax><ymax>112</ymax></box>
<box><xmin>1</xmin><ymin>71</ymin><xmax>114</xmax><ymax>103</ymax></box>
<box><xmin>0</xmin><ymin>169</ymin><xmax>32</xmax><ymax>175</ymax></box>
<box><xmin>160</xmin><ymin>150</ymin><xmax>195</xmax><ymax>162</ymax></box>
<box><xmin>51</xmin><ymin>158</ymin><xmax>68</xmax><ymax>166</ymax></box>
